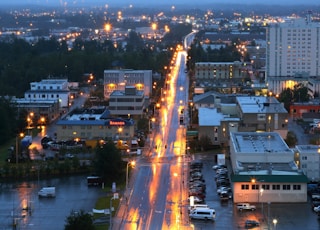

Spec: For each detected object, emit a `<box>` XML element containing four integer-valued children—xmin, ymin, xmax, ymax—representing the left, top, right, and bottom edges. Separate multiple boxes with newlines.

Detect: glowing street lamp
<box><xmin>126</xmin><ymin>161</ymin><xmax>136</xmax><ymax>190</ymax></box>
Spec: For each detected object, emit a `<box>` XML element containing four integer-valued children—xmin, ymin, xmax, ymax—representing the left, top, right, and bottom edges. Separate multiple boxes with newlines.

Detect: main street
<box><xmin>113</xmin><ymin>49</ymin><xmax>191</xmax><ymax>229</ymax></box>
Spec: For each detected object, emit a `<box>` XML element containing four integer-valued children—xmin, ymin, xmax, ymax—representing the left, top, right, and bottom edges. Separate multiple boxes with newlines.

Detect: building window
<box><xmin>241</xmin><ymin>184</ymin><xmax>249</xmax><ymax>190</ymax></box>
<box><xmin>293</xmin><ymin>185</ymin><xmax>301</xmax><ymax>190</ymax></box>
<box><xmin>302</xmin><ymin>156</ymin><xmax>307</xmax><ymax>160</ymax></box>
<box><xmin>262</xmin><ymin>184</ymin><xmax>270</xmax><ymax>190</ymax></box>
<box><xmin>252</xmin><ymin>184</ymin><xmax>259</xmax><ymax>190</ymax></box>
<box><xmin>282</xmin><ymin>184</ymin><xmax>291</xmax><ymax>190</ymax></box>
<box><xmin>272</xmin><ymin>185</ymin><xmax>280</xmax><ymax>190</ymax></box>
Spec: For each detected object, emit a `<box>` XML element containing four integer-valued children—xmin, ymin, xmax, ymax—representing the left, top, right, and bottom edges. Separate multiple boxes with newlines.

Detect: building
<box><xmin>24</xmin><ymin>79</ymin><xmax>70</xmax><ymax>108</ymax></box>
<box><xmin>230</xmin><ymin>132</ymin><xmax>308</xmax><ymax>203</ymax></box>
<box><xmin>196</xmin><ymin>94</ymin><xmax>288</xmax><ymax>146</ymax></box>
<box><xmin>295</xmin><ymin>145</ymin><xmax>320</xmax><ymax>182</ymax></box>
<box><xmin>236</xmin><ymin>96</ymin><xmax>289</xmax><ymax>138</ymax></box>
<box><xmin>289</xmin><ymin>101</ymin><xmax>320</xmax><ymax>120</ymax></box>
<box><xmin>103</xmin><ymin>69</ymin><xmax>152</xmax><ymax>99</ymax></box>
<box><xmin>194</xmin><ymin>61</ymin><xmax>244</xmax><ymax>81</ymax></box>
<box><xmin>55</xmin><ymin>107</ymin><xmax>135</xmax><ymax>142</ymax></box>
<box><xmin>108</xmin><ymin>87</ymin><xmax>147</xmax><ymax>117</ymax></box>
<box><xmin>266</xmin><ymin>13</ymin><xmax>320</xmax><ymax>95</ymax></box>
<box><xmin>13</xmin><ymin>98</ymin><xmax>60</xmax><ymax>125</ymax></box>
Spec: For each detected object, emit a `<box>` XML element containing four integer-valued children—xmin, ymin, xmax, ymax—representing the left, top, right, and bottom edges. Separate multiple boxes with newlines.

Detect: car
<box><xmin>245</xmin><ymin>220</ymin><xmax>260</xmax><ymax>228</ymax></box>
<box><xmin>190</xmin><ymin>161</ymin><xmax>203</xmax><ymax>168</ymax></box>
<box><xmin>188</xmin><ymin>196</ymin><xmax>204</xmax><ymax>203</ymax></box>
<box><xmin>220</xmin><ymin>191</ymin><xmax>230</xmax><ymax>201</ymax></box>
<box><xmin>312</xmin><ymin>201</ymin><xmax>320</xmax><ymax>210</ymax></box>
<box><xmin>190</xmin><ymin>172</ymin><xmax>202</xmax><ymax>177</ymax></box>
<box><xmin>66</xmin><ymin>153</ymin><xmax>74</xmax><ymax>159</ymax></box>
<box><xmin>217</xmin><ymin>186</ymin><xmax>231</xmax><ymax>195</ymax></box>
<box><xmin>314</xmin><ymin>205</ymin><xmax>320</xmax><ymax>212</ymax></box>
<box><xmin>216</xmin><ymin>168</ymin><xmax>228</xmax><ymax>174</ymax></box>
<box><xmin>212</xmin><ymin>164</ymin><xmax>227</xmax><ymax>170</ymax></box>
<box><xmin>236</xmin><ymin>203</ymin><xmax>256</xmax><ymax>211</ymax></box>
<box><xmin>189</xmin><ymin>207</ymin><xmax>215</xmax><ymax>221</ymax></box>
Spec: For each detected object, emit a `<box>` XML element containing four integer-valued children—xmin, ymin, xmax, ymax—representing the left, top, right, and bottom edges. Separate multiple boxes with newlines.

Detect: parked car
<box><xmin>189</xmin><ymin>208</ymin><xmax>215</xmax><ymax>221</ymax></box>
<box><xmin>245</xmin><ymin>220</ymin><xmax>260</xmax><ymax>228</ymax></box>
<box><xmin>212</xmin><ymin>164</ymin><xmax>226</xmax><ymax>170</ymax></box>
<box><xmin>188</xmin><ymin>196</ymin><xmax>204</xmax><ymax>203</ymax></box>
<box><xmin>220</xmin><ymin>191</ymin><xmax>230</xmax><ymax>201</ymax></box>
<box><xmin>312</xmin><ymin>193</ymin><xmax>320</xmax><ymax>201</ymax></box>
<box><xmin>217</xmin><ymin>186</ymin><xmax>231</xmax><ymax>195</ymax></box>
<box><xmin>314</xmin><ymin>205</ymin><xmax>320</xmax><ymax>212</ymax></box>
<box><xmin>236</xmin><ymin>203</ymin><xmax>256</xmax><ymax>211</ymax></box>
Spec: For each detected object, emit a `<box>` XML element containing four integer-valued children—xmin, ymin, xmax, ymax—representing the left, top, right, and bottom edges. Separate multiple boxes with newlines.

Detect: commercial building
<box><xmin>196</xmin><ymin>94</ymin><xmax>288</xmax><ymax>147</ymax></box>
<box><xmin>108</xmin><ymin>86</ymin><xmax>147</xmax><ymax>117</ymax></box>
<box><xmin>24</xmin><ymin>79</ymin><xmax>70</xmax><ymax>108</ymax></box>
<box><xmin>103</xmin><ymin>69</ymin><xmax>152</xmax><ymax>99</ymax></box>
<box><xmin>266</xmin><ymin>13</ymin><xmax>320</xmax><ymax>95</ymax></box>
<box><xmin>295</xmin><ymin>145</ymin><xmax>320</xmax><ymax>182</ymax></box>
<box><xmin>230</xmin><ymin>132</ymin><xmax>308</xmax><ymax>203</ymax></box>
<box><xmin>55</xmin><ymin>107</ymin><xmax>135</xmax><ymax>142</ymax></box>
<box><xmin>13</xmin><ymin>98</ymin><xmax>60</xmax><ymax>125</ymax></box>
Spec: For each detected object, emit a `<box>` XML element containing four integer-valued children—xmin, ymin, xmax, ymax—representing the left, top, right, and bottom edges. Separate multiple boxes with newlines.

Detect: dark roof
<box><xmin>231</xmin><ymin>173</ymin><xmax>309</xmax><ymax>183</ymax></box>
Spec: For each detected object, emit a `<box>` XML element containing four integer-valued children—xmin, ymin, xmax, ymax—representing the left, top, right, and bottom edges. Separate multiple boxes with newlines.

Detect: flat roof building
<box><xmin>230</xmin><ymin>132</ymin><xmax>308</xmax><ymax>203</ymax></box>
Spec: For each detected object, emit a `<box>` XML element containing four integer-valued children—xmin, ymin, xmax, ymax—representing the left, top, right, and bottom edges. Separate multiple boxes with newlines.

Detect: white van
<box><xmin>188</xmin><ymin>204</ymin><xmax>209</xmax><ymax>212</ymax></box>
<box><xmin>189</xmin><ymin>208</ymin><xmax>215</xmax><ymax>221</ymax></box>
<box><xmin>38</xmin><ymin>187</ymin><xmax>56</xmax><ymax>198</ymax></box>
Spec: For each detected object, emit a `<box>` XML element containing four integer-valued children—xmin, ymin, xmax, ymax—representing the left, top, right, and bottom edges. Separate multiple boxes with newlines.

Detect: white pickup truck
<box><xmin>236</xmin><ymin>203</ymin><xmax>256</xmax><ymax>211</ymax></box>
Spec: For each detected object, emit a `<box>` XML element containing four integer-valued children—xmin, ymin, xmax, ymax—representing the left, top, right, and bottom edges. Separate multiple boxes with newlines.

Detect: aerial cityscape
<box><xmin>0</xmin><ymin>1</ymin><xmax>320</xmax><ymax>230</ymax></box>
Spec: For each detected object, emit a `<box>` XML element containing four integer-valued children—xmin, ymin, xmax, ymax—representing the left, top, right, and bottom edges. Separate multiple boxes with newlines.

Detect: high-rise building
<box><xmin>266</xmin><ymin>12</ymin><xmax>320</xmax><ymax>95</ymax></box>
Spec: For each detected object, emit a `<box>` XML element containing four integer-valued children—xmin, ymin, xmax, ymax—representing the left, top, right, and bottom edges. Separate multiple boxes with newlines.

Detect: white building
<box><xmin>103</xmin><ymin>69</ymin><xmax>152</xmax><ymax>99</ymax></box>
<box><xmin>24</xmin><ymin>79</ymin><xmax>70</xmax><ymax>108</ymax></box>
<box><xmin>266</xmin><ymin>13</ymin><xmax>320</xmax><ymax>95</ymax></box>
<box><xmin>230</xmin><ymin>132</ymin><xmax>308</xmax><ymax>203</ymax></box>
<box><xmin>296</xmin><ymin>145</ymin><xmax>320</xmax><ymax>182</ymax></box>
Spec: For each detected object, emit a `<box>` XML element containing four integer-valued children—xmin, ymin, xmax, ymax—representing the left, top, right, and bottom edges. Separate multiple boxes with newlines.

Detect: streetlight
<box><xmin>273</xmin><ymin>219</ymin><xmax>277</xmax><ymax>230</ymax></box>
<box><xmin>149</xmin><ymin>117</ymin><xmax>155</xmax><ymax>132</ymax></box>
<box><xmin>16</xmin><ymin>132</ymin><xmax>24</xmax><ymax>164</ymax></box>
<box><xmin>190</xmin><ymin>102</ymin><xmax>193</xmax><ymax>128</ymax></box>
<box><xmin>126</xmin><ymin>161</ymin><xmax>136</xmax><ymax>190</ymax></box>
<box><xmin>260</xmin><ymin>188</ymin><xmax>264</xmax><ymax>215</ymax></box>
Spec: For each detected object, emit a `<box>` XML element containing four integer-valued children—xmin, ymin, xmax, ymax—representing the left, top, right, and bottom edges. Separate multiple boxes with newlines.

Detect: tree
<box><xmin>285</xmin><ymin>131</ymin><xmax>297</xmax><ymax>147</ymax></box>
<box><xmin>64</xmin><ymin>210</ymin><xmax>95</xmax><ymax>230</ymax></box>
<box><xmin>93</xmin><ymin>141</ymin><xmax>124</xmax><ymax>184</ymax></box>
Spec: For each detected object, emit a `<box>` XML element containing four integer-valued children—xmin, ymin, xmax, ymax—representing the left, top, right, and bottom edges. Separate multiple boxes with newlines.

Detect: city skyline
<box><xmin>0</xmin><ymin>0</ymin><xmax>319</xmax><ymax>7</ymax></box>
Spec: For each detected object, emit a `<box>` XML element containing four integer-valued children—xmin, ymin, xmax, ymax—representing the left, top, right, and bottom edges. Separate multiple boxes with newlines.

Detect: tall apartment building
<box><xmin>266</xmin><ymin>13</ymin><xmax>320</xmax><ymax>95</ymax></box>
<box><xmin>103</xmin><ymin>69</ymin><xmax>152</xmax><ymax>99</ymax></box>
<box><xmin>194</xmin><ymin>61</ymin><xmax>244</xmax><ymax>81</ymax></box>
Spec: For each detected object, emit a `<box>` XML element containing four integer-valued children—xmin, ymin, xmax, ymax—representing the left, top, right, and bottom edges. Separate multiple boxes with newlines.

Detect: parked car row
<box><xmin>212</xmin><ymin>164</ymin><xmax>232</xmax><ymax>201</ymax></box>
<box><xmin>189</xmin><ymin>161</ymin><xmax>206</xmax><ymax>202</ymax></box>
<box><xmin>188</xmin><ymin>161</ymin><xmax>215</xmax><ymax>222</ymax></box>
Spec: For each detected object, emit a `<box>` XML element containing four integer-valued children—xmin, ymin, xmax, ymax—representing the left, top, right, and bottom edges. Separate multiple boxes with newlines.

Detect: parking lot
<box><xmin>187</xmin><ymin>152</ymin><xmax>320</xmax><ymax>230</ymax></box>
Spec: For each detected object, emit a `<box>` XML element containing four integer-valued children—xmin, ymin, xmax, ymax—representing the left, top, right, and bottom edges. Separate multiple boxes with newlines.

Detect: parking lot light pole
<box><xmin>273</xmin><ymin>219</ymin><xmax>278</xmax><ymax>230</ymax></box>
<box><xmin>260</xmin><ymin>188</ymin><xmax>264</xmax><ymax>215</ymax></box>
